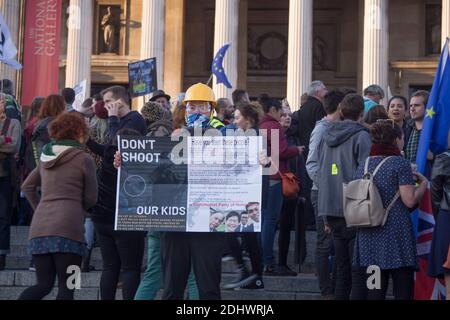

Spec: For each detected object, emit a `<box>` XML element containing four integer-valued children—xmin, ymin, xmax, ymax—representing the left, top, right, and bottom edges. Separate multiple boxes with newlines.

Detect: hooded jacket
<box><xmin>259</xmin><ymin>114</ymin><xmax>298</xmax><ymax>180</ymax></box>
<box><xmin>306</xmin><ymin>118</ymin><xmax>330</xmax><ymax>191</ymax></box>
<box><xmin>22</xmin><ymin>145</ymin><xmax>98</xmax><ymax>242</ymax></box>
<box><xmin>317</xmin><ymin>120</ymin><xmax>371</xmax><ymax>218</ymax></box>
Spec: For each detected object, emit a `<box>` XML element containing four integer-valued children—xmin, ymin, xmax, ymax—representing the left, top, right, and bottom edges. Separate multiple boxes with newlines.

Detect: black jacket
<box><xmin>431</xmin><ymin>151</ymin><xmax>450</xmax><ymax>212</ymax></box>
<box><xmin>294</xmin><ymin>96</ymin><xmax>326</xmax><ymax>156</ymax></box>
<box><xmin>403</xmin><ymin>119</ymin><xmax>415</xmax><ymax>154</ymax></box>
<box><xmin>90</xmin><ymin>144</ymin><xmax>118</xmax><ymax>225</ymax></box>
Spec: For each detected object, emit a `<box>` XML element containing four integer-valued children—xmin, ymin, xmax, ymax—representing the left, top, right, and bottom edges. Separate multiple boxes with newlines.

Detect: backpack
<box><xmin>343</xmin><ymin>156</ymin><xmax>400</xmax><ymax>228</ymax></box>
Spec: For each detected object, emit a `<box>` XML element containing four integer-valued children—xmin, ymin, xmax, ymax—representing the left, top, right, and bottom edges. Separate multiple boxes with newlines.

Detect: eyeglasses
<box><xmin>376</xmin><ymin>119</ymin><xmax>395</xmax><ymax>128</ymax></box>
<box><xmin>186</xmin><ymin>102</ymin><xmax>211</xmax><ymax>114</ymax></box>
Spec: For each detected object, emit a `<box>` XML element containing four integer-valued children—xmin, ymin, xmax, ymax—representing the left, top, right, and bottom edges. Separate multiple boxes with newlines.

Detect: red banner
<box><xmin>21</xmin><ymin>0</ymin><xmax>62</xmax><ymax>106</ymax></box>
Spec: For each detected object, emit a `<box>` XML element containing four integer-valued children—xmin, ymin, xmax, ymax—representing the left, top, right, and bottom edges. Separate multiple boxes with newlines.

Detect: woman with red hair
<box><xmin>19</xmin><ymin>113</ymin><xmax>98</xmax><ymax>300</ymax></box>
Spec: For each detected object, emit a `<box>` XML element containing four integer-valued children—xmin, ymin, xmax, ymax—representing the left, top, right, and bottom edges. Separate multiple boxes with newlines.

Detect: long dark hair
<box><xmin>387</xmin><ymin>95</ymin><xmax>408</xmax><ymax>111</ymax></box>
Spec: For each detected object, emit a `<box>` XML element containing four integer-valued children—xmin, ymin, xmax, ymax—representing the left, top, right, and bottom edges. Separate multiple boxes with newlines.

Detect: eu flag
<box><xmin>212</xmin><ymin>43</ymin><xmax>232</xmax><ymax>89</ymax></box>
<box><xmin>412</xmin><ymin>38</ymin><xmax>450</xmax><ymax>300</ymax></box>
<box><xmin>416</xmin><ymin>38</ymin><xmax>450</xmax><ymax>173</ymax></box>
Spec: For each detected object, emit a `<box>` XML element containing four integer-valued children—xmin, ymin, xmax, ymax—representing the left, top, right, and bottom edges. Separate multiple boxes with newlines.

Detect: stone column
<box><xmin>442</xmin><ymin>0</ymin><xmax>450</xmax><ymax>47</ymax></box>
<box><xmin>164</xmin><ymin>0</ymin><xmax>184</xmax><ymax>99</ymax></box>
<box><xmin>0</xmin><ymin>0</ymin><xmax>21</xmax><ymax>91</ymax></box>
<box><xmin>362</xmin><ymin>0</ymin><xmax>389</xmax><ymax>97</ymax></box>
<box><xmin>65</xmin><ymin>0</ymin><xmax>93</xmax><ymax>97</ymax></box>
<box><xmin>286</xmin><ymin>0</ymin><xmax>313</xmax><ymax>111</ymax></box>
<box><xmin>237</xmin><ymin>0</ymin><xmax>248</xmax><ymax>90</ymax></box>
<box><xmin>213</xmin><ymin>0</ymin><xmax>239</xmax><ymax>100</ymax></box>
<box><xmin>141</xmin><ymin>0</ymin><xmax>166</xmax><ymax>92</ymax></box>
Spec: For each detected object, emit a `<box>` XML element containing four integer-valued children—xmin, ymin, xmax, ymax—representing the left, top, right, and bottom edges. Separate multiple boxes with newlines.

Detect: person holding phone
<box><xmin>97</xmin><ymin>86</ymin><xmax>147</xmax><ymax>141</ymax></box>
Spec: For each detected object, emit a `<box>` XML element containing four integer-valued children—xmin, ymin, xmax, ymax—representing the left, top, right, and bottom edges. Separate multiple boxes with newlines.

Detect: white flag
<box><xmin>0</xmin><ymin>12</ymin><xmax>22</xmax><ymax>70</ymax></box>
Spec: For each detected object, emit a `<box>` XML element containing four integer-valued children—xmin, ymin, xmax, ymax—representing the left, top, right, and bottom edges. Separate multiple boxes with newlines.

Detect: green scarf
<box><xmin>42</xmin><ymin>139</ymin><xmax>84</xmax><ymax>156</ymax></box>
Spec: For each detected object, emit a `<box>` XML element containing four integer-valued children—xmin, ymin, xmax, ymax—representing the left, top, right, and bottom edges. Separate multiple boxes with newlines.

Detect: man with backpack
<box><xmin>316</xmin><ymin>93</ymin><xmax>371</xmax><ymax>300</ymax></box>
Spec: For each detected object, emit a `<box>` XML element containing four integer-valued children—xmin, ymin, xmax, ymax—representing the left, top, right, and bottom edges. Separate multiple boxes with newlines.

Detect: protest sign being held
<box><xmin>115</xmin><ymin>136</ymin><xmax>263</xmax><ymax>233</ymax></box>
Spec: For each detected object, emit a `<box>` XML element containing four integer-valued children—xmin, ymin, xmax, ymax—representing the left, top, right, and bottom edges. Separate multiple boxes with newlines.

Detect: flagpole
<box><xmin>206</xmin><ymin>73</ymin><xmax>213</xmax><ymax>87</ymax></box>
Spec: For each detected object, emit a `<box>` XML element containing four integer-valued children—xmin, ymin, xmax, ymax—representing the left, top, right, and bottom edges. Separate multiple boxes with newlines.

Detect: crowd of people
<box><xmin>0</xmin><ymin>78</ymin><xmax>449</xmax><ymax>300</ymax></box>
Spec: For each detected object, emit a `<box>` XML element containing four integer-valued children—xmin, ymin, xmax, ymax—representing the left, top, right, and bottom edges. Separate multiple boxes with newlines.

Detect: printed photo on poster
<box><xmin>208</xmin><ymin>203</ymin><xmax>260</xmax><ymax>233</ymax></box>
<box><xmin>128</xmin><ymin>57</ymin><xmax>157</xmax><ymax>98</ymax></box>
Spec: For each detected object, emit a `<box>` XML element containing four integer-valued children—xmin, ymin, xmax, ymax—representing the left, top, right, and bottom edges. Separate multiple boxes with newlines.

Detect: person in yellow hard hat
<box><xmin>159</xmin><ymin>82</ymin><xmax>225</xmax><ymax>300</ymax></box>
<box><xmin>183</xmin><ymin>83</ymin><xmax>217</xmax><ymax>129</ymax></box>
<box><xmin>183</xmin><ymin>82</ymin><xmax>229</xmax><ymax>130</ymax></box>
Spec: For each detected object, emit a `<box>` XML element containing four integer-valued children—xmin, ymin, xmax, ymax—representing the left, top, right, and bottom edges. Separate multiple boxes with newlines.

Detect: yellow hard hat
<box><xmin>183</xmin><ymin>83</ymin><xmax>216</xmax><ymax>106</ymax></box>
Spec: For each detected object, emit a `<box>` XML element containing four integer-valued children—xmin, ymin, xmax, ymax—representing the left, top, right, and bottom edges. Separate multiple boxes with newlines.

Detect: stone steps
<box><xmin>0</xmin><ymin>286</ymin><xmax>321</xmax><ymax>301</ymax></box>
<box><xmin>2</xmin><ymin>226</ymin><xmax>322</xmax><ymax>300</ymax></box>
<box><xmin>7</xmin><ymin>227</ymin><xmax>317</xmax><ymax>272</ymax></box>
<box><xmin>0</xmin><ymin>270</ymin><xmax>320</xmax><ymax>300</ymax></box>
<box><xmin>4</xmin><ymin>256</ymin><xmax>316</xmax><ymax>275</ymax></box>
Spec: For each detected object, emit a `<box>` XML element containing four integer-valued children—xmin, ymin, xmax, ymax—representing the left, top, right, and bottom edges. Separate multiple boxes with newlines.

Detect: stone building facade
<box><xmin>1</xmin><ymin>0</ymin><xmax>449</xmax><ymax>110</ymax></box>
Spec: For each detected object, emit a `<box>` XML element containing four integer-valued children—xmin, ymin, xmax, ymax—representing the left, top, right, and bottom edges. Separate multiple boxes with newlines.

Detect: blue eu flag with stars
<box><xmin>416</xmin><ymin>38</ymin><xmax>450</xmax><ymax>173</ymax></box>
<box><xmin>212</xmin><ymin>43</ymin><xmax>232</xmax><ymax>89</ymax></box>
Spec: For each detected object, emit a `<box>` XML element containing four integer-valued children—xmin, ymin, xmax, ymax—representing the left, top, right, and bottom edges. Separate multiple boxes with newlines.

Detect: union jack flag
<box><xmin>413</xmin><ymin>188</ymin><xmax>446</xmax><ymax>300</ymax></box>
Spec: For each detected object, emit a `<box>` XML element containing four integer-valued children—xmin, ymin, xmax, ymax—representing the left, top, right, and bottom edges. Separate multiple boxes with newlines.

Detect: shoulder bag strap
<box><xmin>364</xmin><ymin>157</ymin><xmax>371</xmax><ymax>175</ymax></box>
<box><xmin>372</xmin><ymin>156</ymin><xmax>393</xmax><ymax>177</ymax></box>
<box><xmin>386</xmin><ymin>191</ymin><xmax>400</xmax><ymax>214</ymax></box>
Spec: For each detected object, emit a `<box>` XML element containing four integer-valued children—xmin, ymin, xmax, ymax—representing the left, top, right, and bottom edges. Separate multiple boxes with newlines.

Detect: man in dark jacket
<box><xmin>101</xmin><ymin>86</ymin><xmax>147</xmax><ymax>139</ymax></box>
<box><xmin>316</xmin><ymin>93</ymin><xmax>371</xmax><ymax>300</ymax></box>
<box><xmin>294</xmin><ymin>81</ymin><xmax>328</xmax><ymax>157</ymax></box>
<box><xmin>292</xmin><ymin>81</ymin><xmax>328</xmax><ymax>230</ymax></box>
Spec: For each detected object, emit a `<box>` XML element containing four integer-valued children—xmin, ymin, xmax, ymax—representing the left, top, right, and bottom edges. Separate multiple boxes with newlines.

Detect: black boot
<box><xmin>81</xmin><ymin>249</ymin><xmax>92</xmax><ymax>273</ymax></box>
<box><xmin>0</xmin><ymin>255</ymin><xmax>6</xmax><ymax>271</ymax></box>
<box><xmin>223</xmin><ymin>264</ymin><xmax>251</xmax><ymax>290</ymax></box>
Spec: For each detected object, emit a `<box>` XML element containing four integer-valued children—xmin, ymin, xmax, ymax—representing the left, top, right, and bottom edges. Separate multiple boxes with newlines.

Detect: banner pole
<box><xmin>206</xmin><ymin>73</ymin><xmax>213</xmax><ymax>87</ymax></box>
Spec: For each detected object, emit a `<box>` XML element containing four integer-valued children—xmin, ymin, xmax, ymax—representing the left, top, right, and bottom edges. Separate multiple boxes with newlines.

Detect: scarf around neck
<box><xmin>42</xmin><ymin>139</ymin><xmax>83</xmax><ymax>156</ymax></box>
<box><xmin>369</xmin><ymin>144</ymin><xmax>402</xmax><ymax>157</ymax></box>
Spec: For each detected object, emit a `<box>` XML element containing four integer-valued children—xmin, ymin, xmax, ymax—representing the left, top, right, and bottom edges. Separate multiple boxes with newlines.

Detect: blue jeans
<box><xmin>261</xmin><ymin>181</ymin><xmax>283</xmax><ymax>266</ymax></box>
<box><xmin>0</xmin><ymin>177</ymin><xmax>12</xmax><ymax>255</ymax></box>
<box><xmin>134</xmin><ymin>232</ymin><xmax>199</xmax><ymax>300</ymax></box>
<box><xmin>84</xmin><ymin>218</ymin><xmax>95</xmax><ymax>250</ymax></box>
